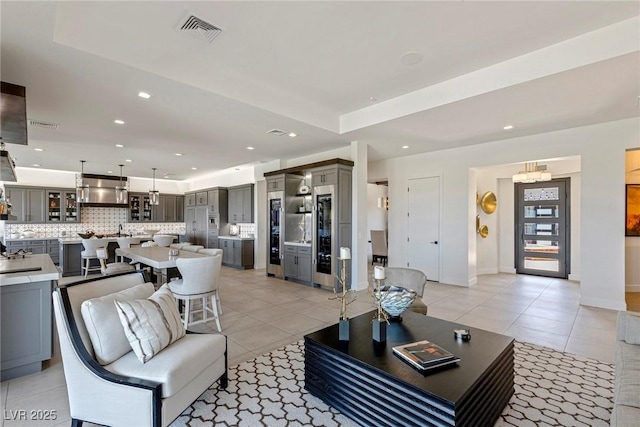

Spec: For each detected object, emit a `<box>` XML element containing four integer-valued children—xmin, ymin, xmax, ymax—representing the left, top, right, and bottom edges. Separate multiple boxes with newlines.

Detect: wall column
<box><xmin>351</xmin><ymin>140</ymin><xmax>369</xmax><ymax>290</ymax></box>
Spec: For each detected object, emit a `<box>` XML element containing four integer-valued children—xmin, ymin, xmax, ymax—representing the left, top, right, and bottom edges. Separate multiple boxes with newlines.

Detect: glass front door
<box><xmin>315</xmin><ymin>193</ymin><xmax>332</xmax><ymax>275</ymax></box>
<box><xmin>269</xmin><ymin>198</ymin><xmax>281</xmax><ymax>265</ymax></box>
<box><xmin>515</xmin><ymin>178</ymin><xmax>570</xmax><ymax>278</ymax></box>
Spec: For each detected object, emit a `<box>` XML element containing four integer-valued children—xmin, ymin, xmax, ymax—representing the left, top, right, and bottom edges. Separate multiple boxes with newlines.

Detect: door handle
<box><xmin>430</xmin><ymin>241</ymin><xmax>438</xmax><ymax>244</ymax></box>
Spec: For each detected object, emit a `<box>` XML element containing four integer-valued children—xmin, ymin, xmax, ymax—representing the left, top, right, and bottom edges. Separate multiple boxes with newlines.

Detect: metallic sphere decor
<box><xmin>380</xmin><ymin>286</ymin><xmax>418</xmax><ymax>318</ymax></box>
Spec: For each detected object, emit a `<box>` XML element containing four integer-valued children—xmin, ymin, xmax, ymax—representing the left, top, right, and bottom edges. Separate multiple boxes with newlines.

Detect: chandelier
<box><xmin>512</xmin><ymin>162</ymin><xmax>551</xmax><ymax>183</ymax></box>
<box><xmin>115</xmin><ymin>164</ymin><xmax>129</xmax><ymax>204</ymax></box>
<box><xmin>76</xmin><ymin>160</ymin><xmax>90</xmax><ymax>203</ymax></box>
<box><xmin>149</xmin><ymin>167</ymin><xmax>160</xmax><ymax>205</ymax></box>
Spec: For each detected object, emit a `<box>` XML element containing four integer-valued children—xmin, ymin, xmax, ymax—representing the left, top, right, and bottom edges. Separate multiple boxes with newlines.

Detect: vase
<box><xmin>372</xmin><ymin>319</ymin><xmax>386</xmax><ymax>342</ymax></box>
<box><xmin>380</xmin><ymin>286</ymin><xmax>417</xmax><ymax>322</ymax></box>
<box><xmin>339</xmin><ymin>319</ymin><xmax>349</xmax><ymax>341</ymax></box>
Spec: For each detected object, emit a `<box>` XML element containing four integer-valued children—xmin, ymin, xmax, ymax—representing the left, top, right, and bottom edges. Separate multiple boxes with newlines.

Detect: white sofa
<box><xmin>53</xmin><ymin>271</ymin><xmax>227</xmax><ymax>427</ymax></box>
<box><xmin>611</xmin><ymin>310</ymin><xmax>640</xmax><ymax>426</ymax></box>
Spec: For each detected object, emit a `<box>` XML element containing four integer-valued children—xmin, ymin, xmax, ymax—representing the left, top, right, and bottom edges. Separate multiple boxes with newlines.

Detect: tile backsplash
<box><xmin>5</xmin><ymin>207</ymin><xmax>186</xmax><ymax>238</ymax></box>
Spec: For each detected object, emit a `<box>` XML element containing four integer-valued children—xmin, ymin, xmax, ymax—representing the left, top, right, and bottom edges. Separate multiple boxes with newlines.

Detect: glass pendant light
<box><xmin>149</xmin><ymin>167</ymin><xmax>160</xmax><ymax>205</ymax></box>
<box><xmin>115</xmin><ymin>164</ymin><xmax>128</xmax><ymax>204</ymax></box>
<box><xmin>76</xmin><ymin>160</ymin><xmax>90</xmax><ymax>203</ymax></box>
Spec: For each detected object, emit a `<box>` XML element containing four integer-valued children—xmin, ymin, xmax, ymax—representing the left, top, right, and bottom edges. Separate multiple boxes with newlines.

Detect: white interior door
<box><xmin>408</xmin><ymin>177</ymin><xmax>440</xmax><ymax>281</ymax></box>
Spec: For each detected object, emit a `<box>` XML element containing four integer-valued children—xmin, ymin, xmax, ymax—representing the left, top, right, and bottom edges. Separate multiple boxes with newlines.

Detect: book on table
<box><xmin>392</xmin><ymin>340</ymin><xmax>460</xmax><ymax>371</ymax></box>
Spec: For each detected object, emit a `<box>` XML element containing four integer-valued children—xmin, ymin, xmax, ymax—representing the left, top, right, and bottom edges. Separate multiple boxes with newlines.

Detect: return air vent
<box><xmin>266</xmin><ymin>129</ymin><xmax>287</xmax><ymax>136</ymax></box>
<box><xmin>178</xmin><ymin>14</ymin><xmax>222</xmax><ymax>44</ymax></box>
<box><xmin>29</xmin><ymin>119</ymin><xmax>59</xmax><ymax>130</ymax></box>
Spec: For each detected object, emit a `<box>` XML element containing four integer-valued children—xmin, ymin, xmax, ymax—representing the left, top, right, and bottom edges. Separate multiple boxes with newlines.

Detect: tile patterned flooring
<box><xmin>0</xmin><ymin>268</ymin><xmax>630</xmax><ymax>426</ymax></box>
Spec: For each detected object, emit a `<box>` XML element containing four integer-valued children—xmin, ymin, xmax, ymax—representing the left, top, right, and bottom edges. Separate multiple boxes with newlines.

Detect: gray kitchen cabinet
<box><xmin>129</xmin><ymin>193</ymin><xmax>153</xmax><ymax>222</ymax></box>
<box><xmin>59</xmin><ymin>242</ymin><xmax>82</xmax><ymax>277</ymax></box>
<box><xmin>311</xmin><ymin>168</ymin><xmax>338</xmax><ymax>186</ymax></box>
<box><xmin>266</xmin><ymin>176</ymin><xmax>285</xmax><ymax>191</ymax></box>
<box><xmin>185</xmin><ymin>206</ymin><xmax>207</xmax><ymax>246</ymax></box>
<box><xmin>284</xmin><ymin>244</ymin><xmax>312</xmax><ymax>283</ymax></box>
<box><xmin>1</xmin><ymin>279</ymin><xmax>53</xmax><ymax>381</ymax></box>
<box><xmin>152</xmin><ymin>194</ymin><xmax>183</xmax><ymax>222</ymax></box>
<box><xmin>46</xmin><ymin>189</ymin><xmax>79</xmax><ymax>223</ymax></box>
<box><xmin>4</xmin><ymin>186</ymin><xmax>46</xmax><ymax>223</ymax></box>
<box><xmin>47</xmin><ymin>239</ymin><xmax>60</xmax><ymax>264</ymax></box>
<box><xmin>5</xmin><ymin>239</ymin><xmax>47</xmax><ymax>255</ymax></box>
<box><xmin>185</xmin><ymin>193</ymin><xmax>196</xmax><ymax>207</ymax></box>
<box><xmin>228</xmin><ymin>184</ymin><xmax>254</xmax><ymax>223</ymax></box>
<box><xmin>219</xmin><ymin>238</ymin><xmax>254</xmax><ymax>269</ymax></box>
<box><xmin>196</xmin><ymin>191</ymin><xmax>208</xmax><ymax>206</ymax></box>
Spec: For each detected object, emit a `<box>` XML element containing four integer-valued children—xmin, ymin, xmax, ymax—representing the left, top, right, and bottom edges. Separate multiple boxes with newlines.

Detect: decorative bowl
<box><xmin>22</xmin><ymin>230</ymin><xmax>36</xmax><ymax>238</ymax></box>
<box><xmin>144</xmin><ymin>229</ymin><xmax>160</xmax><ymax>236</ymax></box>
<box><xmin>78</xmin><ymin>231</ymin><xmax>94</xmax><ymax>239</ymax></box>
<box><xmin>94</xmin><ymin>234</ymin><xmax>105</xmax><ymax>239</ymax></box>
<box><xmin>380</xmin><ymin>286</ymin><xmax>418</xmax><ymax>318</ymax></box>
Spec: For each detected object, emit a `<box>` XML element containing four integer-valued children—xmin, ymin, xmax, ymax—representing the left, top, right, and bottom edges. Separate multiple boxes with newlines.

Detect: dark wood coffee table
<box><xmin>304</xmin><ymin>310</ymin><xmax>514</xmax><ymax>427</ymax></box>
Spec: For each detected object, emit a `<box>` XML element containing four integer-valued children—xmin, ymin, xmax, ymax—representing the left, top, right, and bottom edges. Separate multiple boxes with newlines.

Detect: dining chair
<box><xmin>168</xmin><ymin>254</ymin><xmax>223</xmax><ymax>332</ymax></box>
<box><xmin>116</xmin><ymin>237</ymin><xmax>141</xmax><ymax>262</ymax></box>
<box><xmin>170</xmin><ymin>243</ymin><xmax>188</xmax><ymax>250</ymax></box>
<box><xmin>96</xmin><ymin>247</ymin><xmax>136</xmax><ymax>276</ymax></box>
<box><xmin>81</xmin><ymin>238</ymin><xmax>106</xmax><ymax>277</ymax></box>
<box><xmin>182</xmin><ymin>245</ymin><xmax>204</xmax><ymax>252</ymax></box>
<box><xmin>153</xmin><ymin>234</ymin><xmax>175</xmax><ymax>247</ymax></box>
<box><xmin>371</xmin><ymin>230</ymin><xmax>388</xmax><ymax>266</ymax></box>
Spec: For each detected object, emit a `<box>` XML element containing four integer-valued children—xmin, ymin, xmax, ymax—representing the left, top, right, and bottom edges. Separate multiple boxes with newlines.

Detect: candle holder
<box><xmin>371</xmin><ymin>266</ymin><xmax>390</xmax><ymax>342</ymax></box>
<box><xmin>330</xmin><ymin>248</ymin><xmax>356</xmax><ymax>341</ymax></box>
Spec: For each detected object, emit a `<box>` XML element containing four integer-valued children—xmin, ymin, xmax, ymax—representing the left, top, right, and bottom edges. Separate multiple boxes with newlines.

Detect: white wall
<box><xmin>369</xmin><ymin>117</ymin><xmax>639</xmax><ymax>311</ymax></box>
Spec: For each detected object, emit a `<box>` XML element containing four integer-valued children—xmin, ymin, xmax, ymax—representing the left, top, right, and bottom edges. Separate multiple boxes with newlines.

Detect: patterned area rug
<box><xmin>170</xmin><ymin>340</ymin><xmax>614</xmax><ymax>427</ymax></box>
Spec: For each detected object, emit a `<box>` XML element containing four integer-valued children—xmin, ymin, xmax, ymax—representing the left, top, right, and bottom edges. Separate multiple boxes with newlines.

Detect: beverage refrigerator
<box><xmin>267</xmin><ymin>190</ymin><xmax>284</xmax><ymax>279</ymax></box>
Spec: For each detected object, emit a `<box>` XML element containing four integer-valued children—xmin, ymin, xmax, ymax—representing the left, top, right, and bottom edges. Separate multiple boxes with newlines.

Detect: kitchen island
<box><xmin>218</xmin><ymin>236</ymin><xmax>254</xmax><ymax>269</ymax></box>
<box><xmin>0</xmin><ymin>254</ymin><xmax>58</xmax><ymax>380</ymax></box>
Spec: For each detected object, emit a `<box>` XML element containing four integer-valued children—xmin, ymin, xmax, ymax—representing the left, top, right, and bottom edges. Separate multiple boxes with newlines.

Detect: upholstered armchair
<box><xmin>53</xmin><ymin>271</ymin><xmax>227</xmax><ymax>427</ymax></box>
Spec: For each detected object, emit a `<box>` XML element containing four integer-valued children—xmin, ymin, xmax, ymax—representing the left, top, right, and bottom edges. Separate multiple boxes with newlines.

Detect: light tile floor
<box><xmin>0</xmin><ymin>269</ymin><xmax>625</xmax><ymax>426</ymax></box>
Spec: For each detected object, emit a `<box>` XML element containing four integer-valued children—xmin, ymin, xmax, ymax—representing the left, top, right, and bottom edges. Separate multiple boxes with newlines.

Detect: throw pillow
<box><xmin>81</xmin><ymin>282</ymin><xmax>155</xmax><ymax>365</ymax></box>
<box><xmin>625</xmin><ymin>313</ymin><xmax>640</xmax><ymax>345</ymax></box>
<box><xmin>114</xmin><ymin>285</ymin><xmax>185</xmax><ymax>363</ymax></box>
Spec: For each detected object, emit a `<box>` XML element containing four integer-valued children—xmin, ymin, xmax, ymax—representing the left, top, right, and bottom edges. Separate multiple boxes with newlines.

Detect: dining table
<box><xmin>115</xmin><ymin>246</ymin><xmax>208</xmax><ymax>284</ymax></box>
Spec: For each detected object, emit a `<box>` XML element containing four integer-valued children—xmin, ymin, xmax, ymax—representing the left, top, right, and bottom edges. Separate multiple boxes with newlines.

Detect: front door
<box><xmin>407</xmin><ymin>177</ymin><xmax>440</xmax><ymax>281</ymax></box>
<box><xmin>515</xmin><ymin>178</ymin><xmax>570</xmax><ymax>279</ymax></box>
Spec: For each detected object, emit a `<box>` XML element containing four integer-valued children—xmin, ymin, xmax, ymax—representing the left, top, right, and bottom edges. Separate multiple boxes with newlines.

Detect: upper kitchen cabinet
<box><xmin>207</xmin><ymin>188</ymin><xmax>228</xmax><ymax>215</ymax></box>
<box><xmin>196</xmin><ymin>191</ymin><xmax>208</xmax><ymax>206</ymax></box>
<box><xmin>129</xmin><ymin>193</ymin><xmax>153</xmax><ymax>222</ymax></box>
<box><xmin>46</xmin><ymin>189</ymin><xmax>79</xmax><ymax>223</ymax></box>
<box><xmin>266</xmin><ymin>175</ymin><xmax>285</xmax><ymax>192</ymax></box>
<box><xmin>4</xmin><ymin>186</ymin><xmax>46</xmax><ymax>223</ymax></box>
<box><xmin>228</xmin><ymin>184</ymin><xmax>254</xmax><ymax>223</ymax></box>
<box><xmin>185</xmin><ymin>193</ymin><xmax>196</xmax><ymax>207</ymax></box>
<box><xmin>311</xmin><ymin>167</ymin><xmax>338</xmax><ymax>186</ymax></box>
<box><xmin>152</xmin><ymin>194</ymin><xmax>185</xmax><ymax>222</ymax></box>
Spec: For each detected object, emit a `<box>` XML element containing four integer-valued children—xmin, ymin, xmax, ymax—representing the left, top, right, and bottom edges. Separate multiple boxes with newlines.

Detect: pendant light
<box><xmin>115</xmin><ymin>164</ymin><xmax>128</xmax><ymax>204</ymax></box>
<box><xmin>149</xmin><ymin>167</ymin><xmax>160</xmax><ymax>205</ymax></box>
<box><xmin>76</xmin><ymin>160</ymin><xmax>90</xmax><ymax>203</ymax></box>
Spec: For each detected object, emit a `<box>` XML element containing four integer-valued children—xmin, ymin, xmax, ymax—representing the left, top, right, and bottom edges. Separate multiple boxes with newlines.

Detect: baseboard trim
<box><xmin>477</xmin><ymin>268</ymin><xmax>498</xmax><ymax>275</ymax></box>
<box><xmin>580</xmin><ymin>296</ymin><xmax>627</xmax><ymax>311</ymax></box>
<box><xmin>626</xmin><ymin>284</ymin><xmax>640</xmax><ymax>292</ymax></box>
<box><xmin>499</xmin><ymin>267</ymin><xmax>516</xmax><ymax>274</ymax></box>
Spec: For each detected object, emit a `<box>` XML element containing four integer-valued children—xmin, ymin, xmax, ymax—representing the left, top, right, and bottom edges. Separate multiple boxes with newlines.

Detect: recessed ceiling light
<box><xmin>402</xmin><ymin>145</ymin><xmax>410</xmax><ymax>149</ymax></box>
<box><xmin>107</xmin><ymin>170</ymin><xmax>113</xmax><ymax>174</ymax></box>
<box><xmin>138</xmin><ymin>92</ymin><xmax>151</xmax><ymax>99</ymax></box>
<box><xmin>34</xmin><ymin>148</ymin><xmax>44</xmax><ymax>152</ymax></box>
<box><xmin>125</xmin><ymin>159</ymin><xmax>132</xmax><ymax>162</ymax></box>
<box><xmin>32</xmin><ymin>164</ymin><xmax>40</xmax><ymax>167</ymax></box>
<box><xmin>191</xmin><ymin>167</ymin><xmax>197</xmax><ymax>170</ymax></box>
<box><xmin>503</xmin><ymin>125</ymin><xmax>514</xmax><ymax>130</ymax></box>
<box><xmin>288</xmin><ymin>132</ymin><xmax>297</xmax><ymax>138</ymax></box>
<box><xmin>235</xmin><ymin>168</ymin><xmax>240</xmax><ymax>171</ymax></box>
<box><xmin>114</xmin><ymin>119</ymin><xmax>125</xmax><ymax>125</ymax></box>
<box><xmin>247</xmin><ymin>146</ymin><xmax>255</xmax><ymax>150</ymax></box>
<box><xmin>400</xmin><ymin>51</ymin><xmax>424</xmax><ymax>66</ymax></box>
<box><xmin>115</xmin><ymin>144</ymin><xmax>124</xmax><ymax>148</ymax></box>
<box><xmin>175</xmin><ymin>153</ymin><xmax>183</xmax><ymax>156</ymax></box>
<box><xmin>369</xmin><ymin>97</ymin><xmax>377</xmax><ymax>102</ymax></box>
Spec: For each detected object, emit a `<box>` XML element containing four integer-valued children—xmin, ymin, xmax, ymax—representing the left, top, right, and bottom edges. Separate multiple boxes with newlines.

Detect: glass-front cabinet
<box><xmin>269</xmin><ymin>198</ymin><xmax>282</xmax><ymax>266</ymax></box>
<box><xmin>315</xmin><ymin>192</ymin><xmax>332</xmax><ymax>275</ymax></box>
<box><xmin>47</xmin><ymin>189</ymin><xmax>78</xmax><ymax>222</ymax></box>
<box><xmin>129</xmin><ymin>193</ymin><xmax>152</xmax><ymax>222</ymax></box>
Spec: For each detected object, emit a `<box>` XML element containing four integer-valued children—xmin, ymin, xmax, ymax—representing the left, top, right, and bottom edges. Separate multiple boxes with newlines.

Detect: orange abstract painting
<box><xmin>626</xmin><ymin>185</ymin><xmax>640</xmax><ymax>236</ymax></box>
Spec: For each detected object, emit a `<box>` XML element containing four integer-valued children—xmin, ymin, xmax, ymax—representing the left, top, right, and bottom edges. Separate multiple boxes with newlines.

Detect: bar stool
<box><xmin>96</xmin><ymin>247</ymin><xmax>136</xmax><ymax>276</ymax></box>
<box><xmin>81</xmin><ymin>238</ymin><xmax>106</xmax><ymax>277</ymax></box>
<box><xmin>181</xmin><ymin>245</ymin><xmax>204</xmax><ymax>252</ymax></box>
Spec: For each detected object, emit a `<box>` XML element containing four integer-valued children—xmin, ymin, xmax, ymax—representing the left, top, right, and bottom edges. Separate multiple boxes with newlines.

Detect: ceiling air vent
<box><xmin>178</xmin><ymin>14</ymin><xmax>222</xmax><ymax>44</ymax></box>
<box><xmin>29</xmin><ymin>119</ymin><xmax>59</xmax><ymax>130</ymax></box>
<box><xmin>266</xmin><ymin>129</ymin><xmax>287</xmax><ymax>136</ymax></box>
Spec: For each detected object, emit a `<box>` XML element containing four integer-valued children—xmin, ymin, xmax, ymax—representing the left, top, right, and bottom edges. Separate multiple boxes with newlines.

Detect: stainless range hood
<box><xmin>79</xmin><ymin>173</ymin><xmax>129</xmax><ymax>207</ymax></box>
<box><xmin>1</xmin><ymin>147</ymin><xmax>18</xmax><ymax>182</ymax></box>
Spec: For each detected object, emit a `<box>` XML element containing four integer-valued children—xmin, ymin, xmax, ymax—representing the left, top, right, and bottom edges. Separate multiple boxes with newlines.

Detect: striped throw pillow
<box><xmin>114</xmin><ymin>285</ymin><xmax>185</xmax><ymax>363</ymax></box>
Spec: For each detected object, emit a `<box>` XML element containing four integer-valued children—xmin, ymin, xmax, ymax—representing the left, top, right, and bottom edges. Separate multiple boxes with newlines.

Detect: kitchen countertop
<box><xmin>218</xmin><ymin>236</ymin><xmax>255</xmax><ymax>240</ymax></box>
<box><xmin>57</xmin><ymin>234</ymin><xmax>157</xmax><ymax>244</ymax></box>
<box><xmin>284</xmin><ymin>241</ymin><xmax>312</xmax><ymax>247</ymax></box>
<box><xmin>0</xmin><ymin>254</ymin><xmax>60</xmax><ymax>286</ymax></box>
